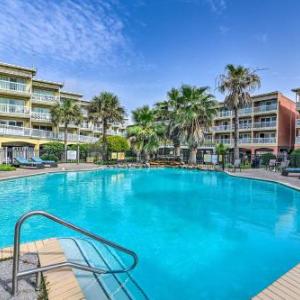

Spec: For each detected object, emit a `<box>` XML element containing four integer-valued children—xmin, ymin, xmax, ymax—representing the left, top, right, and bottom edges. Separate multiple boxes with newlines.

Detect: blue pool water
<box><xmin>1</xmin><ymin>168</ymin><xmax>300</xmax><ymax>299</ymax></box>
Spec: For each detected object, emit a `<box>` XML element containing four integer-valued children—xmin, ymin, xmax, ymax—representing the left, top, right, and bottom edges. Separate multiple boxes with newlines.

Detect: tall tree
<box><xmin>127</xmin><ymin>105</ymin><xmax>165</xmax><ymax>162</ymax></box>
<box><xmin>88</xmin><ymin>92</ymin><xmax>125</xmax><ymax>160</ymax></box>
<box><xmin>155</xmin><ymin>88</ymin><xmax>183</xmax><ymax>159</ymax></box>
<box><xmin>50</xmin><ymin>98</ymin><xmax>83</xmax><ymax>161</ymax></box>
<box><xmin>218</xmin><ymin>64</ymin><xmax>261</xmax><ymax>160</ymax></box>
<box><xmin>175</xmin><ymin>85</ymin><xmax>217</xmax><ymax>164</ymax></box>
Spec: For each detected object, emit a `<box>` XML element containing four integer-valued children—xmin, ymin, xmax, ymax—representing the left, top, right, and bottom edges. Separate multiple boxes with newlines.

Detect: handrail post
<box><xmin>12</xmin><ymin>218</ymin><xmax>22</xmax><ymax>295</ymax></box>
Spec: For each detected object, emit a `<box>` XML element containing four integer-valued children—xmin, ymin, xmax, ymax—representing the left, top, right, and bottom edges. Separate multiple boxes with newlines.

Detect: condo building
<box><xmin>206</xmin><ymin>91</ymin><xmax>296</xmax><ymax>155</ymax></box>
<box><xmin>293</xmin><ymin>87</ymin><xmax>300</xmax><ymax>149</ymax></box>
<box><xmin>0</xmin><ymin>62</ymin><xmax>126</xmax><ymax>156</ymax></box>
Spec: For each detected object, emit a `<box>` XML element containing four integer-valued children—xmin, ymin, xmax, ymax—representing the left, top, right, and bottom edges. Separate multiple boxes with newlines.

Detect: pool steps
<box><xmin>59</xmin><ymin>237</ymin><xmax>148</xmax><ymax>300</ymax></box>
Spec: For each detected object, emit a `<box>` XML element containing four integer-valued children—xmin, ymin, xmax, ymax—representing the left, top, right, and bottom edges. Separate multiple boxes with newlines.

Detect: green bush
<box><xmin>106</xmin><ymin>136</ymin><xmax>129</xmax><ymax>152</ymax></box>
<box><xmin>42</xmin><ymin>142</ymin><xmax>64</xmax><ymax>158</ymax></box>
<box><xmin>290</xmin><ymin>149</ymin><xmax>300</xmax><ymax>167</ymax></box>
<box><xmin>0</xmin><ymin>164</ymin><xmax>16</xmax><ymax>171</ymax></box>
<box><xmin>41</xmin><ymin>154</ymin><xmax>59</xmax><ymax>162</ymax></box>
<box><xmin>68</xmin><ymin>144</ymin><xmax>89</xmax><ymax>159</ymax></box>
<box><xmin>260</xmin><ymin>153</ymin><xmax>276</xmax><ymax>166</ymax></box>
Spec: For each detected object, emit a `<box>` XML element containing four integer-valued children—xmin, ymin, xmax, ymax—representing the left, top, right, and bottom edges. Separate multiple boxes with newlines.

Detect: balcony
<box><xmin>216</xmin><ymin>111</ymin><xmax>232</xmax><ymax>118</ymax></box>
<box><xmin>0</xmin><ymin>79</ymin><xmax>28</xmax><ymax>94</ymax></box>
<box><xmin>253</xmin><ymin>103</ymin><xmax>277</xmax><ymax>114</ymax></box>
<box><xmin>0</xmin><ymin>103</ymin><xmax>30</xmax><ymax>117</ymax></box>
<box><xmin>252</xmin><ymin>137</ymin><xmax>276</xmax><ymax>144</ymax></box>
<box><xmin>214</xmin><ymin>138</ymin><xmax>231</xmax><ymax>145</ymax></box>
<box><xmin>31</xmin><ymin>93</ymin><xmax>59</xmax><ymax>104</ymax></box>
<box><xmin>297</xmin><ymin>102</ymin><xmax>300</xmax><ymax>111</ymax></box>
<box><xmin>239</xmin><ymin>107</ymin><xmax>252</xmax><ymax>115</ymax></box>
<box><xmin>213</xmin><ymin>125</ymin><xmax>232</xmax><ymax>132</ymax></box>
<box><xmin>0</xmin><ymin>123</ymin><xmax>98</xmax><ymax>143</ymax></box>
<box><xmin>31</xmin><ymin>111</ymin><xmax>52</xmax><ymax>122</ymax></box>
<box><xmin>253</xmin><ymin>121</ymin><xmax>277</xmax><ymax>129</ymax></box>
<box><xmin>238</xmin><ymin>123</ymin><xmax>252</xmax><ymax>130</ymax></box>
<box><xmin>296</xmin><ymin>119</ymin><xmax>300</xmax><ymax>127</ymax></box>
<box><xmin>296</xmin><ymin>136</ymin><xmax>300</xmax><ymax>144</ymax></box>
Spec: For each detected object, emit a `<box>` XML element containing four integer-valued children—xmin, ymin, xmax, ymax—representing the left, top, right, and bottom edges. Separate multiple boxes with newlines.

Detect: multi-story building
<box><xmin>0</xmin><ymin>62</ymin><xmax>126</xmax><ymax>156</ymax></box>
<box><xmin>206</xmin><ymin>91</ymin><xmax>296</xmax><ymax>155</ymax></box>
<box><xmin>293</xmin><ymin>87</ymin><xmax>300</xmax><ymax>149</ymax></box>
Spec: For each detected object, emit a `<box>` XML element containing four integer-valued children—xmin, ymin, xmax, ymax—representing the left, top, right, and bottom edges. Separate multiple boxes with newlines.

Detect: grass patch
<box><xmin>0</xmin><ymin>164</ymin><xmax>16</xmax><ymax>171</ymax></box>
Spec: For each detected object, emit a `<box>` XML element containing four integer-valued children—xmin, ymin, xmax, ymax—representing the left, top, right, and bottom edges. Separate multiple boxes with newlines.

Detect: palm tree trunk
<box><xmin>188</xmin><ymin>147</ymin><xmax>197</xmax><ymax>164</ymax></box>
<box><xmin>102</xmin><ymin>119</ymin><xmax>108</xmax><ymax>161</ymax></box>
<box><xmin>174</xmin><ymin>144</ymin><xmax>181</xmax><ymax>160</ymax></box>
<box><xmin>233</xmin><ymin>108</ymin><xmax>239</xmax><ymax>161</ymax></box>
<box><xmin>136</xmin><ymin>151</ymin><xmax>141</xmax><ymax>162</ymax></box>
<box><xmin>64</xmin><ymin>125</ymin><xmax>68</xmax><ymax>162</ymax></box>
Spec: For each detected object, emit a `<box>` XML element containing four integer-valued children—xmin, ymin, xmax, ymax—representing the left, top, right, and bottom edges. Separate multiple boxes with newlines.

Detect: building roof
<box><xmin>33</xmin><ymin>78</ymin><xmax>64</xmax><ymax>88</ymax></box>
<box><xmin>292</xmin><ymin>87</ymin><xmax>300</xmax><ymax>93</ymax></box>
<box><xmin>0</xmin><ymin>61</ymin><xmax>36</xmax><ymax>75</ymax></box>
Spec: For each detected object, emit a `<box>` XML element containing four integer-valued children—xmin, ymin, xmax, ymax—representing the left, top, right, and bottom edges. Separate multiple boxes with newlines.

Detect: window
<box><xmin>0</xmin><ymin>119</ymin><xmax>23</xmax><ymax>127</ymax></box>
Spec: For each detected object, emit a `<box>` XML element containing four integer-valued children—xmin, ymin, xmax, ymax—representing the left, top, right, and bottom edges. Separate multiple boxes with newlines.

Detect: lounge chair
<box><xmin>32</xmin><ymin>156</ymin><xmax>57</xmax><ymax>167</ymax></box>
<box><xmin>14</xmin><ymin>157</ymin><xmax>44</xmax><ymax>169</ymax></box>
<box><xmin>266</xmin><ymin>159</ymin><xmax>276</xmax><ymax>171</ymax></box>
<box><xmin>282</xmin><ymin>166</ymin><xmax>300</xmax><ymax>176</ymax></box>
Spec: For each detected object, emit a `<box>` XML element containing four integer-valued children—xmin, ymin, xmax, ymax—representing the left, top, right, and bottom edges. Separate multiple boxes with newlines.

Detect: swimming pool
<box><xmin>1</xmin><ymin>168</ymin><xmax>300</xmax><ymax>299</ymax></box>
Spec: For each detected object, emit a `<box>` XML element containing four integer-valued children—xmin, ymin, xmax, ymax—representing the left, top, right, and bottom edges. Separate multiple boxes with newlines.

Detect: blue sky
<box><xmin>0</xmin><ymin>0</ymin><xmax>300</xmax><ymax>114</ymax></box>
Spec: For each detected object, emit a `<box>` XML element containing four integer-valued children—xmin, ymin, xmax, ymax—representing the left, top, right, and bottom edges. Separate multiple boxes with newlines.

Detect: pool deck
<box><xmin>226</xmin><ymin>168</ymin><xmax>300</xmax><ymax>190</ymax></box>
<box><xmin>0</xmin><ymin>238</ymin><xmax>84</xmax><ymax>299</ymax></box>
<box><xmin>0</xmin><ymin>163</ymin><xmax>104</xmax><ymax>181</ymax></box>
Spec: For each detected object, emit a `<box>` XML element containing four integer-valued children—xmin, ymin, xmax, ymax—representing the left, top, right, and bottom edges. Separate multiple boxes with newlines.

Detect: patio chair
<box><xmin>266</xmin><ymin>159</ymin><xmax>276</xmax><ymax>171</ymax></box>
<box><xmin>14</xmin><ymin>157</ymin><xmax>44</xmax><ymax>169</ymax></box>
<box><xmin>282</xmin><ymin>167</ymin><xmax>300</xmax><ymax>176</ymax></box>
<box><xmin>31</xmin><ymin>156</ymin><xmax>57</xmax><ymax>167</ymax></box>
<box><xmin>278</xmin><ymin>160</ymin><xmax>290</xmax><ymax>173</ymax></box>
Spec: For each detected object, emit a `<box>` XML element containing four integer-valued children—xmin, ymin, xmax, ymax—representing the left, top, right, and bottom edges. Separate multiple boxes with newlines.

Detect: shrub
<box><xmin>42</xmin><ymin>142</ymin><xmax>64</xmax><ymax>159</ymax></box>
<box><xmin>68</xmin><ymin>144</ymin><xmax>89</xmax><ymax>159</ymax></box>
<box><xmin>0</xmin><ymin>164</ymin><xmax>16</xmax><ymax>171</ymax></box>
<box><xmin>260</xmin><ymin>153</ymin><xmax>276</xmax><ymax>166</ymax></box>
<box><xmin>290</xmin><ymin>149</ymin><xmax>300</xmax><ymax>167</ymax></box>
<box><xmin>106</xmin><ymin>136</ymin><xmax>129</xmax><ymax>153</ymax></box>
<box><xmin>41</xmin><ymin>154</ymin><xmax>59</xmax><ymax>162</ymax></box>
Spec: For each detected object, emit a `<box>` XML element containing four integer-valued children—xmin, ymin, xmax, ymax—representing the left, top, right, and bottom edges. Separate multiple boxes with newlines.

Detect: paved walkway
<box><xmin>0</xmin><ymin>163</ymin><xmax>103</xmax><ymax>181</ymax></box>
<box><xmin>227</xmin><ymin>168</ymin><xmax>300</xmax><ymax>190</ymax></box>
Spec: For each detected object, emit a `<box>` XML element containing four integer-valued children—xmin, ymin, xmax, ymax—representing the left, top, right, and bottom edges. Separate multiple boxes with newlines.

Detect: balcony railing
<box><xmin>214</xmin><ymin>137</ymin><xmax>276</xmax><ymax>145</ymax></box>
<box><xmin>0</xmin><ymin>124</ymin><xmax>98</xmax><ymax>143</ymax></box>
<box><xmin>213</xmin><ymin>125</ymin><xmax>232</xmax><ymax>132</ymax></box>
<box><xmin>0</xmin><ymin>104</ymin><xmax>30</xmax><ymax>116</ymax></box>
<box><xmin>296</xmin><ymin>119</ymin><xmax>300</xmax><ymax>127</ymax></box>
<box><xmin>31</xmin><ymin>93</ymin><xmax>59</xmax><ymax>103</ymax></box>
<box><xmin>239</xmin><ymin>107</ymin><xmax>252</xmax><ymax>115</ymax></box>
<box><xmin>253</xmin><ymin>103</ymin><xmax>277</xmax><ymax>113</ymax></box>
<box><xmin>217</xmin><ymin>111</ymin><xmax>232</xmax><ymax>118</ymax></box>
<box><xmin>31</xmin><ymin>111</ymin><xmax>52</xmax><ymax>121</ymax></box>
<box><xmin>0</xmin><ymin>80</ymin><xmax>27</xmax><ymax>93</ymax></box>
<box><xmin>253</xmin><ymin>121</ymin><xmax>277</xmax><ymax>128</ymax></box>
<box><xmin>296</xmin><ymin>136</ymin><xmax>300</xmax><ymax>144</ymax></box>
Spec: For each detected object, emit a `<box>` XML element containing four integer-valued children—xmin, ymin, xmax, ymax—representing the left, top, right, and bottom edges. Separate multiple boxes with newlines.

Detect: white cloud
<box><xmin>0</xmin><ymin>0</ymin><xmax>131</xmax><ymax>66</ymax></box>
<box><xmin>206</xmin><ymin>0</ymin><xmax>227</xmax><ymax>13</ymax></box>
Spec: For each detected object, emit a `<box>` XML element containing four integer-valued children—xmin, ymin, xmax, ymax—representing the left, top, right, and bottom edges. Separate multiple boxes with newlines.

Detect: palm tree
<box><xmin>215</xmin><ymin>143</ymin><xmax>228</xmax><ymax>170</ymax></box>
<box><xmin>127</xmin><ymin>105</ymin><xmax>165</xmax><ymax>162</ymax></box>
<box><xmin>155</xmin><ymin>88</ymin><xmax>183</xmax><ymax>160</ymax></box>
<box><xmin>50</xmin><ymin>98</ymin><xmax>83</xmax><ymax>161</ymax></box>
<box><xmin>88</xmin><ymin>92</ymin><xmax>125</xmax><ymax>161</ymax></box>
<box><xmin>218</xmin><ymin>64</ymin><xmax>261</xmax><ymax>161</ymax></box>
<box><xmin>174</xmin><ymin>85</ymin><xmax>217</xmax><ymax>164</ymax></box>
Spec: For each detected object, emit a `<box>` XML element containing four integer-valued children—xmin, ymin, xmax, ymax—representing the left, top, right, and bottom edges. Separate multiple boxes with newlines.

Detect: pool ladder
<box><xmin>11</xmin><ymin>210</ymin><xmax>138</xmax><ymax>296</ymax></box>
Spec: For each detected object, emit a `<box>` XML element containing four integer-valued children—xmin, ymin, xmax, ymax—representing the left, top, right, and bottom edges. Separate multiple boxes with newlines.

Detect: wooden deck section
<box><xmin>0</xmin><ymin>238</ymin><xmax>85</xmax><ymax>300</ymax></box>
<box><xmin>253</xmin><ymin>264</ymin><xmax>300</xmax><ymax>300</ymax></box>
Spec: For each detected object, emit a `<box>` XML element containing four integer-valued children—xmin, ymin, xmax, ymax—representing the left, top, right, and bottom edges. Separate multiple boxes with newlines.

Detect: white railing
<box><xmin>0</xmin><ymin>103</ymin><xmax>30</xmax><ymax>116</ymax></box>
<box><xmin>253</xmin><ymin>121</ymin><xmax>277</xmax><ymax>128</ymax></box>
<box><xmin>214</xmin><ymin>137</ymin><xmax>276</xmax><ymax>145</ymax></box>
<box><xmin>238</xmin><ymin>123</ymin><xmax>252</xmax><ymax>129</ymax></box>
<box><xmin>253</xmin><ymin>103</ymin><xmax>277</xmax><ymax>113</ymax></box>
<box><xmin>94</xmin><ymin>126</ymin><xmax>102</xmax><ymax>132</ymax></box>
<box><xmin>80</xmin><ymin>122</ymin><xmax>93</xmax><ymax>130</ymax></box>
<box><xmin>0</xmin><ymin>124</ymin><xmax>98</xmax><ymax>143</ymax></box>
<box><xmin>31</xmin><ymin>111</ymin><xmax>52</xmax><ymax>121</ymax></box>
<box><xmin>0</xmin><ymin>79</ymin><xmax>27</xmax><ymax>93</ymax></box>
<box><xmin>296</xmin><ymin>119</ymin><xmax>300</xmax><ymax>127</ymax></box>
<box><xmin>217</xmin><ymin>111</ymin><xmax>232</xmax><ymax>118</ymax></box>
<box><xmin>239</xmin><ymin>107</ymin><xmax>252</xmax><ymax>115</ymax></box>
<box><xmin>31</xmin><ymin>93</ymin><xmax>59</xmax><ymax>103</ymax></box>
<box><xmin>252</xmin><ymin>137</ymin><xmax>276</xmax><ymax>144</ymax></box>
<box><xmin>213</xmin><ymin>125</ymin><xmax>232</xmax><ymax>132</ymax></box>
<box><xmin>296</xmin><ymin>136</ymin><xmax>300</xmax><ymax>144</ymax></box>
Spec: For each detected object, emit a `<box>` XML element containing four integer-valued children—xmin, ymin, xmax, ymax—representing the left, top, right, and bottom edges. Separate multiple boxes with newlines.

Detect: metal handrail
<box><xmin>11</xmin><ymin>210</ymin><xmax>138</xmax><ymax>296</ymax></box>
